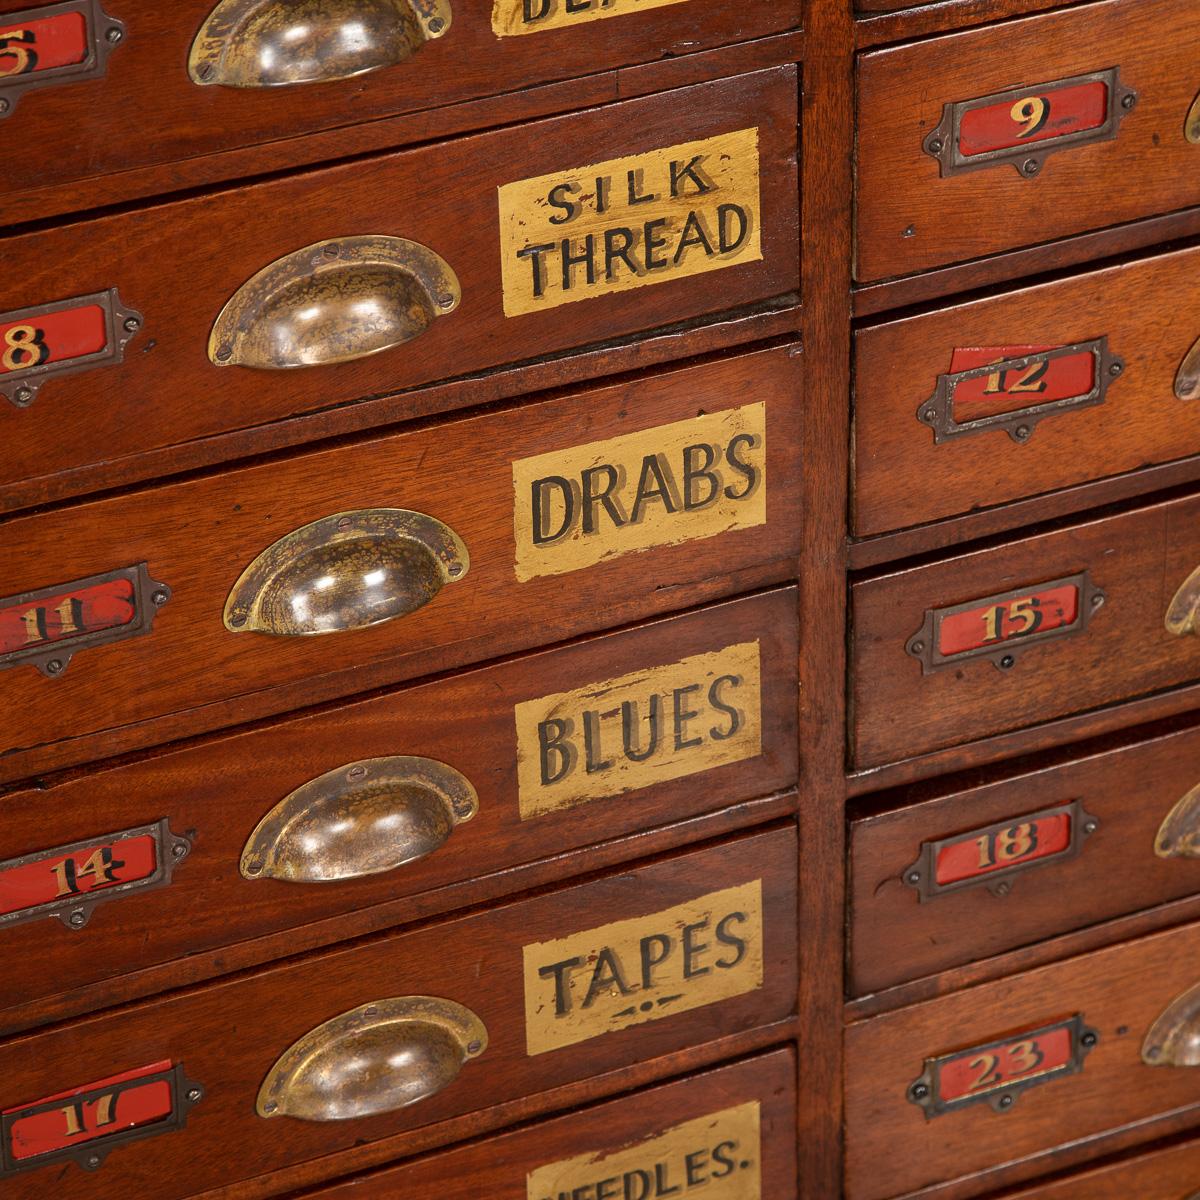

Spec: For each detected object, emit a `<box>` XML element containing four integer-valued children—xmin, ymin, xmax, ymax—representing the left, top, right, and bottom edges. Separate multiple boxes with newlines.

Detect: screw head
<box><xmin>997</xmin><ymin>1094</ymin><xmax>1014</xmax><ymax>1110</ymax></box>
<box><xmin>428</xmin><ymin>16</ymin><xmax>444</xmax><ymax>31</ymax></box>
<box><xmin>467</xmin><ymin>1040</ymin><xmax>482</xmax><ymax>1054</ymax></box>
<box><xmin>124</xmin><ymin>315</ymin><xmax>142</xmax><ymax>333</ymax></box>
<box><xmin>906</xmin><ymin>871</ymin><xmax>921</xmax><ymax>885</ymax></box>
<box><xmin>438</xmin><ymin>293</ymin><xmax>455</xmax><ymax>309</ymax></box>
<box><xmin>1091</xmin><ymin>592</ymin><xmax>1106</xmax><ymax>608</ymax></box>
<box><xmin>106</xmin><ymin>26</ymin><xmax>123</xmax><ymax>42</ymax></box>
<box><xmin>347</xmin><ymin>764</ymin><xmax>368</xmax><ymax>780</ymax></box>
<box><xmin>1122</xmin><ymin>92</ymin><xmax>1137</xmax><ymax>110</ymax></box>
<box><xmin>999</xmin><ymin>654</ymin><xmax>1015</xmax><ymax>669</ymax></box>
<box><xmin>1083</xmin><ymin>820</ymin><xmax>1098</xmax><ymax>835</ymax></box>
<box><xmin>1081</xmin><ymin>1031</ymin><xmax>1098</xmax><ymax>1048</ymax></box>
<box><xmin>0</xmin><ymin>98</ymin><xmax>10</xmax><ymax>115</ymax></box>
<box><xmin>993</xmin><ymin>881</ymin><xmax>1011</xmax><ymax>897</ymax></box>
<box><xmin>215</xmin><ymin>344</ymin><xmax>233</xmax><ymax>362</ymax></box>
<box><xmin>13</xmin><ymin>385</ymin><xmax>34</xmax><ymax>406</ymax></box>
<box><xmin>910</xmin><ymin>640</ymin><xmax>925</xmax><ymax>655</ymax></box>
<box><xmin>1109</xmin><ymin>361</ymin><xmax>1123</xmax><ymax>377</ymax></box>
<box><xmin>229</xmin><ymin>612</ymin><xmax>247</xmax><ymax>627</ymax></box>
<box><xmin>197</xmin><ymin>62</ymin><xmax>214</xmax><ymax>81</ymax></box>
<box><xmin>928</xmin><ymin>138</ymin><xmax>944</xmax><ymax>154</ymax></box>
<box><xmin>909</xmin><ymin>1083</ymin><xmax>929</xmax><ymax>1101</ymax></box>
<box><xmin>172</xmin><ymin>841</ymin><xmax>188</xmax><ymax>858</ymax></box>
<box><xmin>922</xmin><ymin>408</ymin><xmax>936</xmax><ymax>422</ymax></box>
<box><xmin>262</xmin><ymin>1100</ymin><xmax>278</xmax><ymax>1114</ymax></box>
<box><xmin>1015</xmin><ymin>424</ymin><xmax>1032</xmax><ymax>440</ymax></box>
<box><xmin>46</xmin><ymin>658</ymin><xmax>65</xmax><ymax>675</ymax></box>
<box><xmin>1022</xmin><ymin>158</ymin><xmax>1041</xmax><ymax>176</ymax></box>
<box><xmin>87</xmin><ymin>1153</ymin><xmax>102</xmax><ymax>1168</ymax></box>
<box><xmin>447</xmin><ymin>563</ymin><xmax>463</xmax><ymax>578</ymax></box>
<box><xmin>187</xmin><ymin>1087</ymin><xmax>202</xmax><ymax>1102</ymax></box>
<box><xmin>68</xmin><ymin>909</ymin><xmax>87</xmax><ymax>927</ymax></box>
<box><xmin>151</xmin><ymin>589</ymin><xmax>169</xmax><ymax>605</ymax></box>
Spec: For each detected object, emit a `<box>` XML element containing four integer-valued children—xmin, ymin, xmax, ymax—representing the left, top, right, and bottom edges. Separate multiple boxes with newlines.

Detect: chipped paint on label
<box><xmin>523</xmin><ymin>880</ymin><xmax>764</xmax><ymax>1054</ymax></box>
<box><xmin>515</xmin><ymin>641</ymin><xmax>762</xmax><ymax>818</ymax></box>
<box><xmin>513</xmin><ymin>403</ymin><xmax>766</xmax><ymax>580</ymax></box>
<box><xmin>498</xmin><ymin>129</ymin><xmax>762</xmax><ymax>316</ymax></box>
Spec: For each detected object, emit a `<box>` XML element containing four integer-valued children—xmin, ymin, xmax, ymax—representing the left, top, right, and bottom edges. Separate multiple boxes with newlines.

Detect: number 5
<box><xmin>0</xmin><ymin>29</ymin><xmax>38</xmax><ymax>78</ymax></box>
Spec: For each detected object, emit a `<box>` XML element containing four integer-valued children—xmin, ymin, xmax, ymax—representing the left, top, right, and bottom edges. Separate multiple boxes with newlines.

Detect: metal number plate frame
<box><xmin>0</xmin><ymin>1063</ymin><xmax>203</xmax><ymax>1177</ymax></box>
<box><xmin>907</xmin><ymin>1015</ymin><xmax>1099</xmax><ymax>1119</ymax></box>
<box><xmin>906</xmin><ymin>571</ymin><xmax>1105</xmax><ymax>675</ymax></box>
<box><xmin>923</xmin><ymin>68</ymin><xmax>1138</xmax><ymax>178</ymax></box>
<box><xmin>0</xmin><ymin>819</ymin><xmax>192</xmax><ymax>932</ymax></box>
<box><xmin>902</xmin><ymin>800</ymin><xmax>1099</xmax><ymax>902</ymax></box>
<box><xmin>1</xmin><ymin>288</ymin><xmax>142</xmax><ymax>408</ymax></box>
<box><xmin>0</xmin><ymin>0</ymin><xmax>126</xmax><ymax>118</ymax></box>
<box><xmin>0</xmin><ymin>562</ymin><xmax>171</xmax><ymax>678</ymax></box>
<box><xmin>918</xmin><ymin>338</ymin><xmax>1125</xmax><ymax>445</ymax></box>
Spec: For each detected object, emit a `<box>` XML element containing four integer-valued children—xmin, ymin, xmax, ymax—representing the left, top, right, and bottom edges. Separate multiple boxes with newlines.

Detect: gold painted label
<box><xmin>523</xmin><ymin>880</ymin><xmax>764</xmax><ymax>1054</ymax></box>
<box><xmin>527</xmin><ymin>1101</ymin><xmax>762</xmax><ymax>1200</ymax></box>
<box><xmin>515</xmin><ymin>641</ymin><xmax>762</xmax><ymax>818</ymax></box>
<box><xmin>498</xmin><ymin>128</ymin><xmax>762</xmax><ymax>317</ymax></box>
<box><xmin>513</xmin><ymin>403</ymin><xmax>766</xmax><ymax>581</ymax></box>
<box><xmin>493</xmin><ymin>0</ymin><xmax>692</xmax><ymax>37</ymax></box>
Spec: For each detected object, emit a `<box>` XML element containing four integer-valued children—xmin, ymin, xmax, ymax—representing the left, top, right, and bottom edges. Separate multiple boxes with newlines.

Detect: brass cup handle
<box><xmin>1187</xmin><ymin>88</ymin><xmax>1200</xmax><ymax>144</ymax></box>
<box><xmin>207</xmin><ymin>236</ymin><xmax>460</xmax><ymax>371</ymax></box>
<box><xmin>223</xmin><ymin>507</ymin><xmax>469</xmax><ymax>637</ymax></box>
<box><xmin>189</xmin><ymin>0</ymin><xmax>452</xmax><ymax>89</ymax></box>
<box><xmin>257</xmin><ymin>997</ymin><xmax>487</xmax><ymax>1121</ymax></box>
<box><xmin>1166</xmin><ymin>565</ymin><xmax>1200</xmax><ymax>638</ymax></box>
<box><xmin>1175</xmin><ymin>335</ymin><xmax>1200</xmax><ymax>401</ymax></box>
<box><xmin>241</xmin><ymin>755</ymin><xmax>478</xmax><ymax>882</ymax></box>
<box><xmin>1155</xmin><ymin>782</ymin><xmax>1200</xmax><ymax>859</ymax></box>
<box><xmin>1143</xmin><ymin>980</ymin><xmax>1200</xmax><ymax>1067</ymax></box>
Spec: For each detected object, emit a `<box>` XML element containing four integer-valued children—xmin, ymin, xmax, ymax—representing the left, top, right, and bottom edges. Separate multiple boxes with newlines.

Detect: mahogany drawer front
<box><xmin>850</xmin><ymin>720</ymin><xmax>1200</xmax><ymax>997</ymax></box>
<box><xmin>854</xmin><ymin>243</ymin><xmax>1200</xmax><ymax>540</ymax></box>
<box><xmin>0</xmin><ymin>67</ymin><xmax>799</xmax><ymax>508</ymax></box>
<box><xmin>0</xmin><ymin>826</ymin><xmax>798</xmax><ymax>1197</ymax></box>
<box><xmin>0</xmin><ymin>344</ymin><xmax>801</xmax><ymax>777</ymax></box>
<box><xmin>299</xmin><ymin>1049</ymin><xmax>797</xmax><ymax>1199</ymax></box>
<box><xmin>995</xmin><ymin>1130</ymin><xmax>1200</xmax><ymax>1198</ymax></box>
<box><xmin>855</xmin><ymin>0</ymin><xmax>1200</xmax><ymax>283</ymax></box>
<box><xmin>0</xmin><ymin>588</ymin><xmax>797</xmax><ymax>1028</ymax></box>
<box><xmin>0</xmin><ymin>0</ymin><xmax>801</xmax><ymax>206</ymax></box>
<box><xmin>850</xmin><ymin>491</ymin><xmax>1200</xmax><ymax>770</ymax></box>
<box><xmin>846</xmin><ymin>917</ymin><xmax>1200</xmax><ymax>1200</ymax></box>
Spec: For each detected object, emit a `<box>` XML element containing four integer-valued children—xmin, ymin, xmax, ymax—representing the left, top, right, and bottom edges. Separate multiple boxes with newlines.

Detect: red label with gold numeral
<box><xmin>0</xmin><ymin>832</ymin><xmax>156</xmax><ymax>917</ymax></box>
<box><xmin>958</xmin><ymin>81</ymin><xmax>1109</xmax><ymax>158</ymax></box>
<box><xmin>936</xmin><ymin>811</ymin><xmax>1072</xmax><ymax>886</ymax></box>
<box><xmin>0</xmin><ymin>565</ymin><xmax>170</xmax><ymax>678</ymax></box>
<box><xmin>938</xmin><ymin>583</ymin><xmax>1079</xmax><ymax>658</ymax></box>
<box><xmin>0</xmin><ymin>303</ymin><xmax>107</xmax><ymax>377</ymax></box>
<box><xmin>0</xmin><ymin>10</ymin><xmax>88</xmax><ymax>78</ymax></box>
<box><xmin>949</xmin><ymin>346</ymin><xmax>1097</xmax><ymax>420</ymax></box>
<box><xmin>908</xmin><ymin>1015</ymin><xmax>1098</xmax><ymax>1118</ymax></box>
<box><xmin>0</xmin><ymin>576</ymin><xmax>136</xmax><ymax>657</ymax></box>
<box><xmin>1</xmin><ymin>1062</ymin><xmax>203</xmax><ymax>1176</ymax></box>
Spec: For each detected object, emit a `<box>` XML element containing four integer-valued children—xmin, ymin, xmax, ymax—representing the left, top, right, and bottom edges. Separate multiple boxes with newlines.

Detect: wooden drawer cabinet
<box><xmin>0</xmin><ymin>66</ymin><xmax>798</xmax><ymax>508</ymax></box>
<box><xmin>845</xmin><ymin>916</ymin><xmax>1200</xmax><ymax>1199</ymax></box>
<box><xmin>301</xmin><ymin>1049</ymin><xmax>798</xmax><ymax>1199</ymax></box>
<box><xmin>851</xmin><ymin>491</ymin><xmax>1200</xmax><ymax>769</ymax></box>
<box><xmin>856</xmin><ymin>0</ymin><xmax>1200</xmax><ymax>282</ymax></box>
<box><xmin>0</xmin><ymin>588</ymin><xmax>797</xmax><ymax>1032</ymax></box>
<box><xmin>0</xmin><ymin>827</ymin><xmax>797</xmax><ymax>1196</ymax></box>
<box><xmin>850</xmin><ymin>718</ymin><xmax>1200</xmax><ymax>996</ymax></box>
<box><xmin>0</xmin><ymin>344</ymin><xmax>800</xmax><ymax>779</ymax></box>
<box><xmin>0</xmin><ymin>0</ymin><xmax>801</xmax><ymax>207</ymax></box>
<box><xmin>854</xmin><ymin>242</ymin><xmax>1200</xmax><ymax>541</ymax></box>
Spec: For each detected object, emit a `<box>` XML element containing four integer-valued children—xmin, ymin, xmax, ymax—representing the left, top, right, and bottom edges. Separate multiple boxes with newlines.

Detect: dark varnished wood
<box><xmin>0</xmin><ymin>344</ymin><xmax>801</xmax><ymax>780</ymax></box>
<box><xmin>0</xmin><ymin>0</ymin><xmax>800</xmax><ymax>211</ymax></box>
<box><xmin>854</xmin><ymin>241</ymin><xmax>1200</xmax><ymax>540</ymax></box>
<box><xmin>294</xmin><ymin>1050</ymin><xmax>798</xmax><ymax>1199</ymax></box>
<box><xmin>855</xmin><ymin>0</ymin><xmax>1081</xmax><ymax>42</ymax></box>
<box><xmin>0</xmin><ymin>588</ymin><xmax>797</xmax><ymax>1030</ymax></box>
<box><xmin>856</xmin><ymin>0</ymin><xmax>1200</xmax><ymax>283</ymax></box>
<box><xmin>845</xmin><ymin>916</ymin><xmax>1200</xmax><ymax>1200</ymax></box>
<box><xmin>850</xmin><ymin>717</ymin><xmax>1200</xmax><ymax>997</ymax></box>
<box><xmin>850</xmin><ymin>489</ymin><xmax>1200</xmax><ymax>769</ymax></box>
<box><xmin>0</xmin><ymin>826</ymin><xmax>798</xmax><ymax>1199</ymax></box>
<box><xmin>0</xmin><ymin>68</ymin><xmax>799</xmax><ymax>508</ymax></box>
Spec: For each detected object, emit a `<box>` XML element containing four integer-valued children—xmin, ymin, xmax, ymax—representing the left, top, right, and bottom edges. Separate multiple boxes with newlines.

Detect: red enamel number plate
<box><xmin>950</xmin><ymin>346</ymin><xmax>1097</xmax><ymax>420</ymax></box>
<box><xmin>0</xmin><ymin>10</ymin><xmax>88</xmax><ymax>77</ymax></box>
<box><xmin>958</xmin><ymin>82</ymin><xmax>1108</xmax><ymax>158</ymax></box>
<box><xmin>938</xmin><ymin>583</ymin><xmax>1079</xmax><ymax>657</ymax></box>
<box><xmin>909</xmin><ymin>1015</ymin><xmax>1098</xmax><ymax>1117</ymax></box>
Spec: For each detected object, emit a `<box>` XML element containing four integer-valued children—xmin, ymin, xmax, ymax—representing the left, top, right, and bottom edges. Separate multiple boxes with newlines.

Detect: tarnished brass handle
<box><xmin>189</xmin><ymin>0</ymin><xmax>452</xmax><ymax>88</ymax></box>
<box><xmin>1155</xmin><ymin>782</ymin><xmax>1200</xmax><ymax>858</ymax></box>
<box><xmin>257</xmin><ymin>997</ymin><xmax>487</xmax><ymax>1121</ymax></box>
<box><xmin>224</xmin><ymin>508</ymin><xmax>469</xmax><ymax>637</ymax></box>
<box><xmin>208</xmin><ymin>236</ymin><xmax>460</xmax><ymax>370</ymax></box>
<box><xmin>1187</xmin><ymin>89</ymin><xmax>1200</xmax><ymax>144</ymax></box>
<box><xmin>241</xmin><ymin>755</ymin><xmax>477</xmax><ymax>882</ymax></box>
<box><xmin>1143</xmin><ymin>981</ymin><xmax>1200</xmax><ymax>1066</ymax></box>
<box><xmin>1166</xmin><ymin>565</ymin><xmax>1200</xmax><ymax>637</ymax></box>
<box><xmin>1175</xmin><ymin>336</ymin><xmax>1200</xmax><ymax>401</ymax></box>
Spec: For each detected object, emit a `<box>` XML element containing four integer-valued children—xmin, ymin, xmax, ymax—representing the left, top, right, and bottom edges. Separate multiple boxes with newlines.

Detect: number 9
<box><xmin>1011</xmin><ymin>96</ymin><xmax>1051</xmax><ymax>139</ymax></box>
